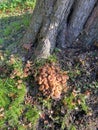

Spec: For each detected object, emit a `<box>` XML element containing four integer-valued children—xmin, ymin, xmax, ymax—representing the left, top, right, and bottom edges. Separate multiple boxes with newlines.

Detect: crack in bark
<box><xmin>84</xmin><ymin>1</ymin><xmax>98</xmax><ymax>31</ymax></box>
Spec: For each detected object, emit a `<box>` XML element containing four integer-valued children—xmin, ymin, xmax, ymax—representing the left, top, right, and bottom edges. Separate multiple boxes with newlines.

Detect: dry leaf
<box><xmin>23</xmin><ymin>43</ymin><xmax>32</xmax><ymax>50</ymax></box>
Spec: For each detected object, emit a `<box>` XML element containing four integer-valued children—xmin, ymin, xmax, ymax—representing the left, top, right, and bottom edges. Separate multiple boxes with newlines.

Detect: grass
<box><xmin>4</xmin><ymin>26</ymin><xmax>12</xmax><ymax>36</ymax></box>
<box><xmin>2</xmin><ymin>14</ymin><xmax>31</xmax><ymax>36</ymax></box>
<box><xmin>0</xmin><ymin>7</ymin><xmax>32</xmax><ymax>53</ymax></box>
<box><xmin>25</xmin><ymin>105</ymin><xmax>40</xmax><ymax>128</ymax></box>
<box><xmin>0</xmin><ymin>0</ymin><xmax>36</xmax><ymax>12</ymax></box>
<box><xmin>63</xmin><ymin>93</ymin><xmax>88</xmax><ymax>112</ymax></box>
<box><xmin>0</xmin><ymin>38</ymin><xmax>4</xmax><ymax>45</ymax></box>
<box><xmin>0</xmin><ymin>54</ymin><xmax>40</xmax><ymax>129</ymax></box>
<box><xmin>0</xmin><ymin>56</ymin><xmax>25</xmax><ymax>128</ymax></box>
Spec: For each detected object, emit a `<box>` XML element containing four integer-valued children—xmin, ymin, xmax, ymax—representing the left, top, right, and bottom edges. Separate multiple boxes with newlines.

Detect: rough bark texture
<box><xmin>21</xmin><ymin>0</ymin><xmax>98</xmax><ymax>59</ymax></box>
<box><xmin>66</xmin><ymin>0</ymin><xmax>97</xmax><ymax>45</ymax></box>
<box><xmin>57</xmin><ymin>0</ymin><xmax>74</xmax><ymax>48</ymax></box>
<box><xmin>21</xmin><ymin>0</ymin><xmax>45</xmax><ymax>45</ymax></box>
<box><xmin>34</xmin><ymin>0</ymin><xmax>74</xmax><ymax>59</ymax></box>
<box><xmin>79</xmin><ymin>2</ymin><xmax>98</xmax><ymax>45</ymax></box>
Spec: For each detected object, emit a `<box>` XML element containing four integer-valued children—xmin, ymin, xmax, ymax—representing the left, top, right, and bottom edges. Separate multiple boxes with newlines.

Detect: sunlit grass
<box><xmin>0</xmin><ymin>0</ymin><xmax>36</xmax><ymax>12</ymax></box>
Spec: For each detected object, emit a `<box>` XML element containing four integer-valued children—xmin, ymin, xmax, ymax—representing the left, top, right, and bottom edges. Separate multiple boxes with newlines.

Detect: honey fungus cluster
<box><xmin>37</xmin><ymin>63</ymin><xmax>69</xmax><ymax>99</ymax></box>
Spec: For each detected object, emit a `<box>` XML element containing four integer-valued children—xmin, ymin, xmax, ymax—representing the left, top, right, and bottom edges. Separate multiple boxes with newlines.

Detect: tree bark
<box><xmin>79</xmin><ymin>2</ymin><xmax>98</xmax><ymax>45</ymax></box>
<box><xmin>33</xmin><ymin>0</ymin><xmax>74</xmax><ymax>59</ymax></box>
<box><xmin>66</xmin><ymin>0</ymin><xmax>97</xmax><ymax>45</ymax></box>
<box><xmin>21</xmin><ymin>0</ymin><xmax>98</xmax><ymax>60</ymax></box>
<box><xmin>21</xmin><ymin>0</ymin><xmax>46</xmax><ymax>45</ymax></box>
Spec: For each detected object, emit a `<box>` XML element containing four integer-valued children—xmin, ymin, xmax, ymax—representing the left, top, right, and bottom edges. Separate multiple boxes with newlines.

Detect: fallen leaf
<box><xmin>23</xmin><ymin>43</ymin><xmax>32</xmax><ymax>50</ymax></box>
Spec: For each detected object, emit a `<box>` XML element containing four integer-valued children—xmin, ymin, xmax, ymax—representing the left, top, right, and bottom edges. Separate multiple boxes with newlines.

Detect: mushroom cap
<box><xmin>37</xmin><ymin>63</ymin><xmax>69</xmax><ymax>99</ymax></box>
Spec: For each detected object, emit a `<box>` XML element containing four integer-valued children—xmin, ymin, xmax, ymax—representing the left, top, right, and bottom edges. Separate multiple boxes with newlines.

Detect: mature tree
<box><xmin>21</xmin><ymin>0</ymin><xmax>98</xmax><ymax>59</ymax></box>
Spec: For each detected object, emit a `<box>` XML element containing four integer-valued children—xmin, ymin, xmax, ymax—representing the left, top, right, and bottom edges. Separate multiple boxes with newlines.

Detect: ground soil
<box><xmin>36</xmin><ymin>45</ymin><xmax>98</xmax><ymax>130</ymax></box>
<box><xmin>57</xmin><ymin>45</ymin><xmax>98</xmax><ymax>130</ymax></box>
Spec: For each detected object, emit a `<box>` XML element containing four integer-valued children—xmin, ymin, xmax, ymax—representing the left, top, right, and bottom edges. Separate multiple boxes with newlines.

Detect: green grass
<box><xmin>0</xmin><ymin>56</ymin><xmax>25</xmax><ymax>128</ymax></box>
<box><xmin>22</xmin><ymin>15</ymin><xmax>31</xmax><ymax>27</ymax></box>
<box><xmin>25</xmin><ymin>105</ymin><xmax>40</xmax><ymax>128</ymax></box>
<box><xmin>0</xmin><ymin>79</ymin><xmax>25</xmax><ymax>127</ymax></box>
<box><xmin>0</xmin><ymin>55</ymin><xmax>40</xmax><ymax>129</ymax></box>
<box><xmin>0</xmin><ymin>0</ymin><xmax>34</xmax><ymax>56</ymax></box>
<box><xmin>4</xmin><ymin>26</ymin><xmax>12</xmax><ymax>36</ymax></box>
<box><xmin>0</xmin><ymin>0</ymin><xmax>36</xmax><ymax>12</ymax></box>
<box><xmin>3</xmin><ymin>19</ymin><xmax>29</xmax><ymax>37</ymax></box>
<box><xmin>63</xmin><ymin>93</ymin><xmax>88</xmax><ymax>112</ymax></box>
<box><xmin>0</xmin><ymin>38</ymin><xmax>4</xmax><ymax>45</ymax></box>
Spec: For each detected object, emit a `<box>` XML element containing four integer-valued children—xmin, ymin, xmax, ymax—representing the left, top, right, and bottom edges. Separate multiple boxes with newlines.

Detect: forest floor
<box><xmin>0</xmin><ymin>3</ymin><xmax>98</xmax><ymax>130</ymax></box>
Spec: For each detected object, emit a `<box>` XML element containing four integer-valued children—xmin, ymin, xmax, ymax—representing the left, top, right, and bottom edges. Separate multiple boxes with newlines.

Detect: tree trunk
<box><xmin>21</xmin><ymin>0</ymin><xmax>98</xmax><ymax>60</ymax></box>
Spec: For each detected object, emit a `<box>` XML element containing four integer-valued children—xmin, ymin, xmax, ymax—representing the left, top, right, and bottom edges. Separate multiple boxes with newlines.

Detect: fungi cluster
<box><xmin>37</xmin><ymin>63</ymin><xmax>69</xmax><ymax>99</ymax></box>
